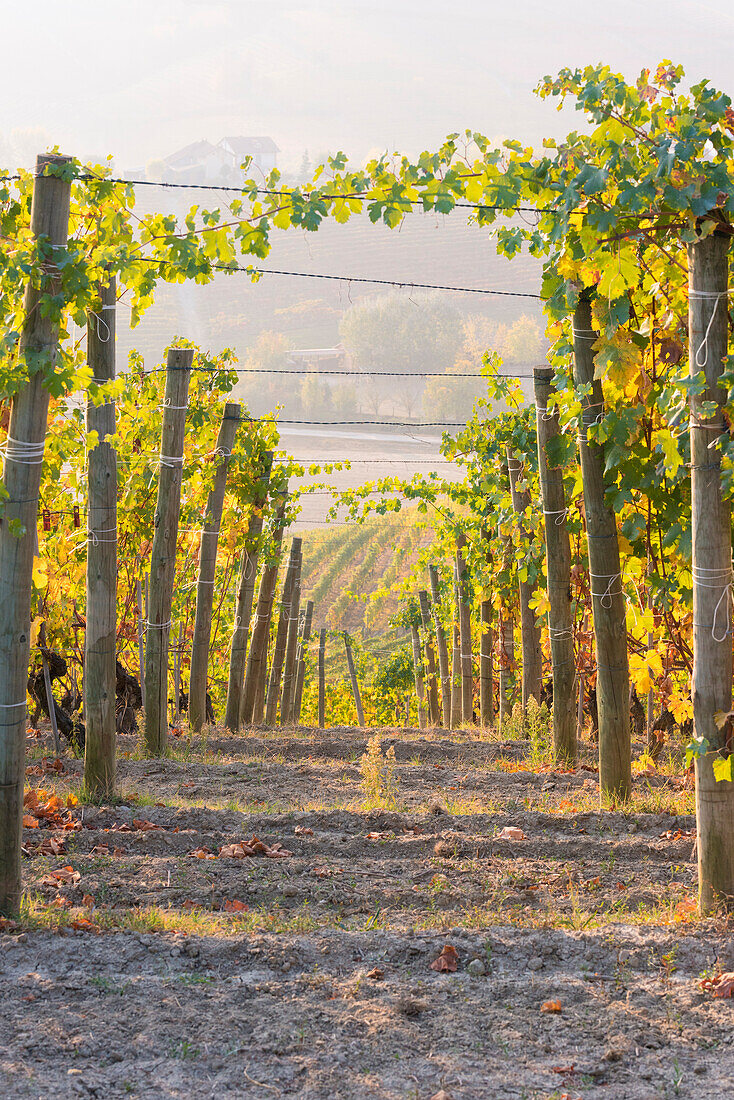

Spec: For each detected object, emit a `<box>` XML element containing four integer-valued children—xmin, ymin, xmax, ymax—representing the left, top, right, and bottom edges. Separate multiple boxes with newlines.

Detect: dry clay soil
<box><xmin>2</xmin><ymin>725</ymin><xmax>734</xmax><ymax>1100</ymax></box>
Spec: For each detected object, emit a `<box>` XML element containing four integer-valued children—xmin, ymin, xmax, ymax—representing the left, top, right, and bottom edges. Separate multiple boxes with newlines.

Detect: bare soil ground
<box><xmin>2</xmin><ymin>725</ymin><xmax>733</xmax><ymax>1099</ymax></box>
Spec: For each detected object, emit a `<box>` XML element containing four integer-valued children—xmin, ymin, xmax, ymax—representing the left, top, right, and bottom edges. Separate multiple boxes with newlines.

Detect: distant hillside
<box><xmin>299</xmin><ymin>509</ymin><xmax>433</xmax><ymax>636</ymax></box>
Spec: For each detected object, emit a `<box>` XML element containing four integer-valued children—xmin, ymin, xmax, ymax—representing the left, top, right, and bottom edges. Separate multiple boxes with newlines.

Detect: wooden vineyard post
<box><xmin>293</xmin><ymin>600</ymin><xmax>314</xmax><ymax>723</ymax></box>
<box><xmin>428</xmin><ymin>564</ymin><xmax>451</xmax><ymax>724</ymax></box>
<box><xmin>240</xmin><ymin>496</ymin><xmax>288</xmax><ymax>725</ymax></box>
<box><xmin>189</xmin><ymin>402</ymin><xmax>241</xmax><ymax>731</ymax></box>
<box><xmin>224</xmin><ymin>452</ymin><xmax>272</xmax><ymax>730</ymax></box>
<box><xmin>38</xmin><ymin>621</ymin><xmax>61</xmax><ymax>755</ymax></box>
<box><xmin>264</xmin><ymin>537</ymin><xmax>301</xmax><ymax>726</ymax></box>
<box><xmin>143</xmin><ymin>348</ymin><xmax>193</xmax><ymax>757</ymax></box>
<box><xmin>506</xmin><ymin>447</ymin><xmax>543</xmax><ymax>710</ymax></box>
<box><xmin>411</xmin><ymin>624</ymin><xmax>427</xmax><ymax>729</ymax></box>
<box><xmin>84</xmin><ymin>273</ymin><xmax>118</xmax><ymax>797</ymax></box>
<box><xmin>573</xmin><ymin>296</ymin><xmax>631</xmax><ymax>801</ymax></box>
<box><xmin>344</xmin><ymin>632</ymin><xmax>365</xmax><ymax>727</ymax></box>
<box><xmin>577</xmin><ymin>676</ymin><xmax>585</xmax><ymax>742</ymax></box>
<box><xmin>418</xmin><ymin>590</ymin><xmax>440</xmax><ymax>725</ymax></box>
<box><xmin>0</xmin><ymin>154</ymin><xmax>71</xmax><ymax>916</ymax></box>
<box><xmin>318</xmin><ymin>629</ymin><xmax>326</xmax><ymax>728</ymax></box>
<box><xmin>687</xmin><ymin>231</ymin><xmax>734</xmax><ymax>912</ymax></box>
<box><xmin>280</xmin><ymin>544</ymin><xmax>303</xmax><ymax>725</ymax></box>
<box><xmin>480</xmin><ymin>597</ymin><xmax>494</xmax><ymax>729</ymax></box>
<box><xmin>136</xmin><ymin>579</ymin><xmax>146</xmax><ymax>710</ymax></box>
<box><xmin>450</xmin><ymin>617</ymin><xmax>461</xmax><ymax>730</ymax></box>
<box><xmin>456</xmin><ymin>536</ymin><xmax>474</xmax><ymax>724</ymax></box>
<box><xmin>498</xmin><ymin>610</ymin><xmax>515</xmax><ymax>726</ymax></box>
<box><xmin>534</xmin><ymin>368</ymin><xmax>576</xmax><ymax>764</ymax></box>
<box><xmin>172</xmin><ymin>625</ymin><xmax>181</xmax><ymax>727</ymax></box>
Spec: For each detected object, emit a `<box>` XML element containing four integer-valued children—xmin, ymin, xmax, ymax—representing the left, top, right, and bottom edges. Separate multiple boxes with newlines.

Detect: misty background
<box><xmin>4</xmin><ymin>0</ymin><xmax>734</xmax><ymax>520</ymax></box>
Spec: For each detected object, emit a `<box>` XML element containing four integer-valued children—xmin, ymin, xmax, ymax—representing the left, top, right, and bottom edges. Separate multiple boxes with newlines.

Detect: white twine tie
<box><xmin>589</xmin><ymin>571</ymin><xmax>623</xmax><ymax>609</ymax></box>
<box><xmin>692</xmin><ymin>565</ymin><xmax>733</xmax><ymax>643</ymax></box>
<box><xmin>1</xmin><ymin>436</ymin><xmax>45</xmax><ymax>466</ymax></box>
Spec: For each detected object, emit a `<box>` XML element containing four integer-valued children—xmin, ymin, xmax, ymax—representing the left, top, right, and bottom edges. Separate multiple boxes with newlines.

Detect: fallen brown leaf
<box><xmin>430</xmin><ymin>945</ymin><xmax>458</xmax><ymax>973</ymax></box>
<box><xmin>366</xmin><ymin>967</ymin><xmax>384</xmax><ymax>980</ymax></box>
<box><xmin>41</xmin><ymin>865</ymin><xmax>80</xmax><ymax>887</ymax></box>
<box><xmin>294</xmin><ymin>825</ymin><xmax>314</xmax><ymax>836</ymax></box>
<box><xmin>700</xmin><ymin>971</ymin><xmax>734</xmax><ymax>998</ymax></box>
<box><xmin>497</xmin><ymin>826</ymin><xmax>526</xmax><ymax>841</ymax></box>
<box><xmin>541</xmin><ymin>999</ymin><xmax>562</xmax><ymax>1013</ymax></box>
<box><xmin>132</xmin><ymin>819</ymin><xmax>162</xmax><ymax>831</ymax></box>
<box><xmin>38</xmin><ymin>835</ymin><xmax>66</xmax><ymax>856</ymax></box>
<box><xmin>70</xmin><ymin>917</ymin><xmax>99</xmax><ymax>933</ymax></box>
<box><xmin>189</xmin><ymin>847</ymin><xmax>217</xmax><ymax>860</ymax></box>
<box><xmin>223</xmin><ymin>898</ymin><xmax>249</xmax><ymax>912</ymax></box>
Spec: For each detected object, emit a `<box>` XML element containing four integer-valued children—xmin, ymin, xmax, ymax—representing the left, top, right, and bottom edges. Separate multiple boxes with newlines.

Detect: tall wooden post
<box><xmin>498</xmin><ymin>609</ymin><xmax>515</xmax><ymax>726</ymax></box>
<box><xmin>534</xmin><ymin>368</ymin><xmax>576</xmax><ymax>763</ymax></box>
<box><xmin>143</xmin><ymin>348</ymin><xmax>192</xmax><ymax>756</ymax></box>
<box><xmin>344</xmin><ymin>632</ymin><xmax>365</xmax><ymax>726</ymax></box>
<box><xmin>318</xmin><ymin>628</ymin><xmax>326</xmax><ymax>728</ymax></box>
<box><xmin>456</xmin><ymin>537</ymin><xmax>474</xmax><ymax>724</ymax></box>
<box><xmin>240</xmin><ymin>497</ymin><xmax>288</xmax><ymax>725</ymax></box>
<box><xmin>480</xmin><ymin>597</ymin><xmax>494</xmax><ymax>728</ymax></box>
<box><xmin>136</xmin><ymin>579</ymin><xmax>146</xmax><ymax>710</ymax></box>
<box><xmin>418</xmin><ymin>590</ymin><xmax>440</xmax><ymax>725</ymax></box>
<box><xmin>293</xmin><ymin>600</ymin><xmax>314</xmax><ymax>723</ymax></box>
<box><xmin>189</xmin><ymin>402</ymin><xmax>241</xmax><ymax>731</ymax></box>
<box><xmin>428</xmin><ymin>564</ymin><xmax>451</xmax><ymax>725</ymax></box>
<box><xmin>450</xmin><ymin>617</ymin><xmax>461</xmax><ymax>729</ymax></box>
<box><xmin>688</xmin><ymin>231</ymin><xmax>734</xmax><ymax>912</ymax></box>
<box><xmin>0</xmin><ymin>154</ymin><xmax>71</xmax><ymax>916</ymax></box>
<box><xmin>280</xmin><ymin>543</ymin><xmax>303</xmax><ymax>724</ymax></box>
<box><xmin>479</xmin><ymin>526</ymin><xmax>494</xmax><ymax>729</ymax></box>
<box><xmin>172</xmin><ymin>625</ymin><xmax>181</xmax><ymax>726</ymax></box>
<box><xmin>573</xmin><ymin>297</ymin><xmax>631</xmax><ymax>800</ymax></box>
<box><xmin>224</xmin><ymin>453</ymin><xmax>272</xmax><ymax>730</ymax></box>
<box><xmin>506</xmin><ymin>447</ymin><xmax>543</xmax><ymax>710</ymax></box>
<box><xmin>411</xmin><ymin>624</ymin><xmax>427</xmax><ymax>729</ymax></box>
<box><xmin>84</xmin><ymin>273</ymin><xmax>118</xmax><ymax>797</ymax></box>
<box><xmin>265</xmin><ymin>537</ymin><xmax>301</xmax><ymax>725</ymax></box>
<box><xmin>38</xmin><ymin>621</ymin><xmax>61</xmax><ymax>755</ymax></box>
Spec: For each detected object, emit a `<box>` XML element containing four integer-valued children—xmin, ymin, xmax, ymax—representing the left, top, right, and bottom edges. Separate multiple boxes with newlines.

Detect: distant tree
<box><xmin>500</xmin><ymin>314</ymin><xmax>548</xmax><ymax>365</ymax></box>
<box><xmin>332</xmin><ymin>382</ymin><xmax>357</xmax><ymax>415</ymax></box>
<box><xmin>299</xmin><ymin>149</ymin><xmax>312</xmax><ymax>181</ymax></box>
<box><xmin>235</xmin><ymin>331</ymin><xmax>299</xmax><ymax>416</ymax></box>
<box><xmin>422</xmin><ymin>313</ymin><xmax>546</xmax><ymax>420</ymax></box>
<box><xmin>301</xmin><ymin>374</ymin><xmax>333</xmax><ymax>418</ymax></box>
<box><xmin>339</xmin><ymin>292</ymin><xmax>460</xmax><ymax>417</ymax></box>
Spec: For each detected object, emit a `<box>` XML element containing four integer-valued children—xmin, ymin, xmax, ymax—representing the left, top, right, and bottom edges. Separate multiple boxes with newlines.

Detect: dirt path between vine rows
<box><xmin>2</xmin><ymin>724</ymin><xmax>733</xmax><ymax>1099</ymax></box>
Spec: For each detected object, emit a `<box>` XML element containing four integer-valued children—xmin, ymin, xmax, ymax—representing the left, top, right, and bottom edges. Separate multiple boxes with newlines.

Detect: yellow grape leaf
<box><xmin>712</xmin><ymin>755</ymin><xmax>734</xmax><ymax>783</ymax></box>
<box><xmin>670</xmin><ymin>692</ymin><xmax>692</xmax><ymax>724</ymax></box>
<box><xmin>529</xmin><ymin>589</ymin><xmax>551</xmax><ymax>617</ymax></box>
<box><xmin>645</xmin><ymin>648</ymin><xmax>664</xmax><ymax>678</ymax></box>
<box><xmin>629</xmin><ymin>654</ymin><xmax>652</xmax><ymax>695</ymax></box>
<box><xmin>654</xmin><ymin>428</ymin><xmax>684</xmax><ymax>478</ymax></box>
<box><xmin>637</xmin><ymin>608</ymin><xmax>655</xmax><ymax>635</ymax></box>
<box><xmin>617</xmin><ymin>534</ymin><xmax>634</xmax><ymax>556</ymax></box>
<box><xmin>30</xmin><ymin>615</ymin><xmax>43</xmax><ymax>646</ymax></box>
<box><xmin>32</xmin><ymin>559</ymin><xmax>49</xmax><ymax>590</ymax></box>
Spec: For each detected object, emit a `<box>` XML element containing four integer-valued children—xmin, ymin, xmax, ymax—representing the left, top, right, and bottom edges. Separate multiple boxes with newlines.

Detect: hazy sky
<box><xmin>3</xmin><ymin>0</ymin><xmax>734</xmax><ymax>172</ymax></box>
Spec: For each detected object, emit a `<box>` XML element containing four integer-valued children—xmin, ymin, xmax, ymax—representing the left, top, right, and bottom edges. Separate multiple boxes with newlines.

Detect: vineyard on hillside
<box><xmin>4</xmin><ymin>56</ymin><xmax>734</xmax><ymax>1100</ymax></box>
<box><xmin>301</xmin><ymin>509</ymin><xmax>431</xmax><ymax>635</ymax></box>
